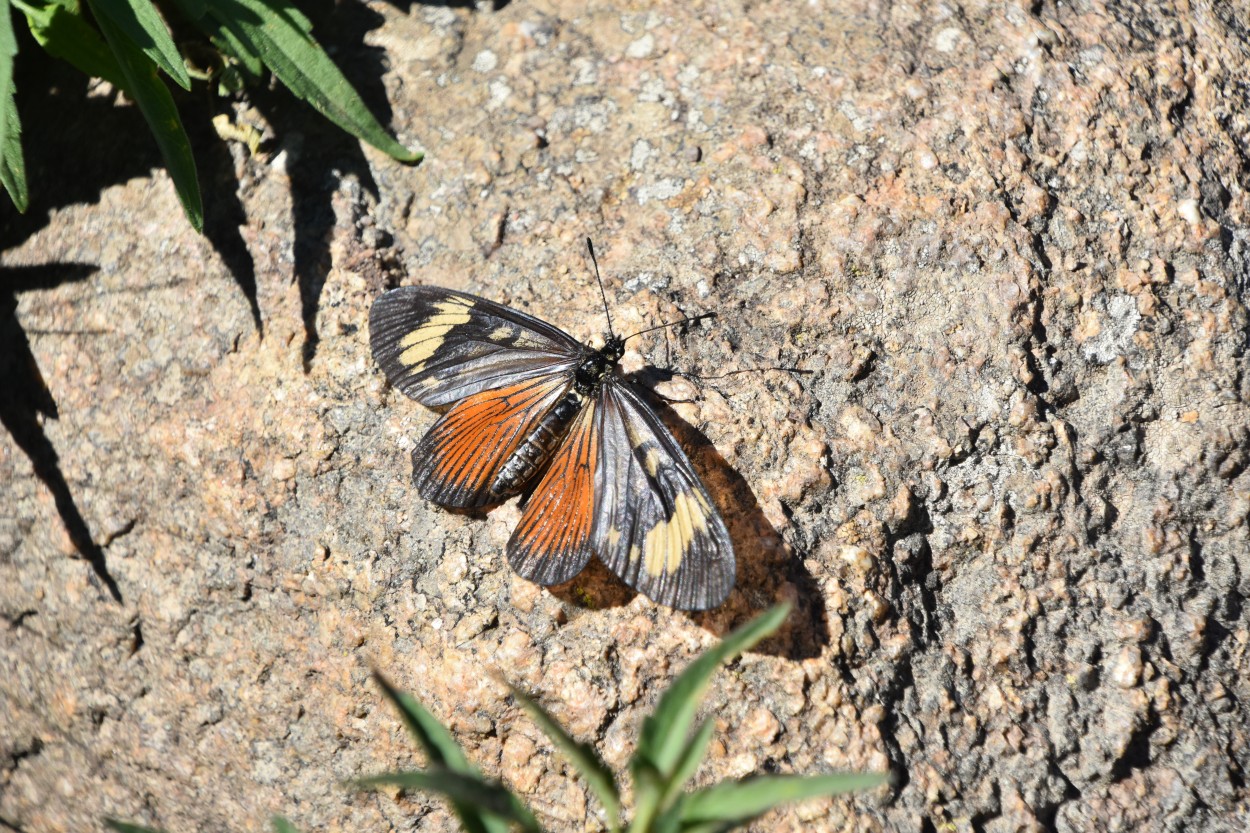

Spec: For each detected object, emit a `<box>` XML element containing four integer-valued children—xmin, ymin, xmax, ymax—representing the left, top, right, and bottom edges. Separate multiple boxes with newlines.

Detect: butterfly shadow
<box><xmin>0</xmin><ymin>263</ymin><xmax>124</xmax><ymax>603</ymax></box>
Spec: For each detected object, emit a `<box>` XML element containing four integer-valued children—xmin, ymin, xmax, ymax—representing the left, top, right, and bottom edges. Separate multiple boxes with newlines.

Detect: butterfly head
<box><xmin>574</xmin><ymin>335</ymin><xmax>625</xmax><ymax>393</ymax></box>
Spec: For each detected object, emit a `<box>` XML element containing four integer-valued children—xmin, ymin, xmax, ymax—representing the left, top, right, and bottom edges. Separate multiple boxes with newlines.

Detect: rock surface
<box><xmin>3</xmin><ymin>1</ymin><xmax>1249</xmax><ymax>831</ymax></box>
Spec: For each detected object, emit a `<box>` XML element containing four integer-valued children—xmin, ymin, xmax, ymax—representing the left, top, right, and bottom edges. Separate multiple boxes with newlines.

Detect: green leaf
<box><xmin>0</xmin><ymin>0</ymin><xmax>26</xmax><ymax>211</ymax></box>
<box><xmin>679</xmin><ymin>772</ymin><xmax>888</xmax><ymax>830</ymax></box>
<box><xmin>85</xmin><ymin>0</ymin><xmax>189</xmax><ymax>89</ymax></box>
<box><xmin>373</xmin><ymin>672</ymin><xmax>481</xmax><ymax>775</ymax></box>
<box><xmin>627</xmin><ymin>757</ymin><xmax>665</xmax><ymax>833</ymax></box>
<box><xmin>92</xmin><ymin>7</ymin><xmax>202</xmax><ymax>230</ymax></box>
<box><xmin>209</xmin><ymin>27</ymin><xmax>263</xmax><ymax>80</ymax></box>
<box><xmin>0</xmin><ymin>75</ymin><xmax>26</xmax><ymax>212</ymax></box>
<box><xmin>372</xmin><ymin>672</ymin><xmax>510</xmax><ymax>833</ymax></box>
<box><xmin>656</xmin><ymin>718</ymin><xmax>716</xmax><ymax>813</ymax></box>
<box><xmin>509</xmin><ymin>682</ymin><xmax>621</xmax><ymax>830</ymax></box>
<box><xmin>634</xmin><ymin>605</ymin><xmax>791</xmax><ymax>780</ymax></box>
<box><xmin>104</xmin><ymin>821</ymin><xmax>165</xmax><ymax>833</ymax></box>
<box><xmin>270</xmin><ymin>817</ymin><xmax>300</xmax><ymax>833</ymax></box>
<box><xmin>202</xmin><ymin>0</ymin><xmax>420</xmax><ymax>162</ymax></box>
<box><xmin>357</xmin><ymin>769</ymin><xmax>541</xmax><ymax>833</ymax></box>
<box><xmin>13</xmin><ymin>0</ymin><xmax>126</xmax><ymax>88</ymax></box>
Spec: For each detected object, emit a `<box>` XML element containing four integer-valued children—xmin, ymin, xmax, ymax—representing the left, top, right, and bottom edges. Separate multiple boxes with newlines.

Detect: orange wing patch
<box><xmin>507</xmin><ymin>402</ymin><xmax>598</xmax><ymax>585</ymax></box>
<box><xmin>413</xmin><ymin>375</ymin><xmax>569</xmax><ymax>508</ymax></box>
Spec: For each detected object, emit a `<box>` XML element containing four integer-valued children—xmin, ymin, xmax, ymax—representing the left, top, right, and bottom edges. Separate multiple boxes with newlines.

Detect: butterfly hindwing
<box><xmin>507</xmin><ymin>400</ymin><xmax>599</xmax><ymax>585</ymax></box>
<box><xmin>412</xmin><ymin>374</ymin><xmax>574</xmax><ymax>508</ymax></box>
<box><xmin>370</xmin><ymin>286</ymin><xmax>583</xmax><ymax>408</ymax></box>
<box><xmin>591</xmin><ymin>382</ymin><xmax>735</xmax><ymax>610</ymax></box>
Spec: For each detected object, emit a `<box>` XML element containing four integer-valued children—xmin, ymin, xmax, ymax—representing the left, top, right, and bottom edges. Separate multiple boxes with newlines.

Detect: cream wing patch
<box><xmin>642</xmin><ymin>490</ymin><xmax>711</xmax><ymax>577</ymax></box>
<box><xmin>397</xmin><ymin>298</ymin><xmax>474</xmax><ymax>370</ymax></box>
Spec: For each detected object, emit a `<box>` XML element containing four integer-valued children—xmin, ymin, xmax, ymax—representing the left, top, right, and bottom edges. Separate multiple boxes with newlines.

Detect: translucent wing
<box><xmin>591</xmin><ymin>381</ymin><xmax>735</xmax><ymax>610</ymax></box>
<box><xmin>506</xmin><ymin>400</ymin><xmax>599</xmax><ymax>585</ymax></box>
<box><xmin>370</xmin><ymin>286</ymin><xmax>583</xmax><ymax>407</ymax></box>
<box><xmin>413</xmin><ymin>375</ymin><xmax>572</xmax><ymax>508</ymax></box>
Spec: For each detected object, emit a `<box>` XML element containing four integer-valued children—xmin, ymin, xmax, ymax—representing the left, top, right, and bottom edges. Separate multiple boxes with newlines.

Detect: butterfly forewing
<box><xmin>507</xmin><ymin>401</ymin><xmax>599</xmax><ymax>585</ymax></box>
<box><xmin>591</xmin><ymin>382</ymin><xmax>735</xmax><ymax>610</ymax></box>
<box><xmin>370</xmin><ymin>286</ymin><xmax>583</xmax><ymax>408</ymax></box>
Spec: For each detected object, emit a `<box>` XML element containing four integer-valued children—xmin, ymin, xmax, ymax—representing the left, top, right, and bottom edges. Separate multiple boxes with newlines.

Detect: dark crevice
<box><xmin>3</xmin><ymin>609</ymin><xmax>38</xmax><ymax>629</ymax></box>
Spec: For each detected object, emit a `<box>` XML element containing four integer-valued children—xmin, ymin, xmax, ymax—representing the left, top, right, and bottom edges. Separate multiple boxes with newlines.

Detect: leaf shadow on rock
<box><xmin>0</xmin><ymin>263</ymin><xmax>124</xmax><ymax>603</ymax></box>
<box><xmin>244</xmin><ymin>0</ymin><xmax>397</xmax><ymax>371</ymax></box>
<box><xmin>0</xmin><ymin>43</ymin><xmax>261</xmax><ymax>334</ymax></box>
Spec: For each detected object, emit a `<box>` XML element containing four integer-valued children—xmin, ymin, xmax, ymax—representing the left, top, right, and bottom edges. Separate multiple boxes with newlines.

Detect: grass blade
<box><xmin>373</xmin><ymin>672</ymin><xmax>479</xmax><ymax>773</ymax></box>
<box><xmin>656</xmin><ymin>717</ymin><xmax>715</xmax><ymax>813</ymax></box>
<box><xmin>92</xmin><ymin>7</ymin><xmax>202</xmax><ymax>230</ymax></box>
<box><xmin>0</xmin><ymin>0</ymin><xmax>26</xmax><ymax>211</ymax></box>
<box><xmin>13</xmin><ymin>0</ymin><xmax>126</xmax><ymax>88</ymax></box>
<box><xmin>372</xmin><ymin>672</ymin><xmax>509</xmax><ymax>833</ymax></box>
<box><xmin>508</xmin><ymin>682</ymin><xmax>621</xmax><ymax>829</ymax></box>
<box><xmin>86</xmin><ymin>0</ymin><xmax>190</xmax><ymax>88</ymax></box>
<box><xmin>206</xmin><ymin>0</ymin><xmax>420</xmax><ymax>162</ymax></box>
<box><xmin>634</xmin><ymin>605</ymin><xmax>790</xmax><ymax>779</ymax></box>
<box><xmin>358</xmin><ymin>769</ymin><xmax>541</xmax><ymax>833</ymax></box>
<box><xmin>680</xmin><ymin>772</ymin><xmax>888</xmax><ymax>828</ymax></box>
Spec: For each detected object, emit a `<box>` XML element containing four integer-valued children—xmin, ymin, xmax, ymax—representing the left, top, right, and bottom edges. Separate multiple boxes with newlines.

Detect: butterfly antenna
<box><xmin>622</xmin><ymin>312</ymin><xmax>718</xmax><ymax>343</ymax></box>
<box><xmin>587</xmin><ymin>237</ymin><xmax>615</xmax><ymax>338</ymax></box>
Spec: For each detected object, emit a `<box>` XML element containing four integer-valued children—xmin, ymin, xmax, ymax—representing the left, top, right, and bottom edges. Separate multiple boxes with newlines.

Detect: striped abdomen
<box><xmin>491</xmin><ymin>389</ymin><xmax>587</xmax><ymax>498</ymax></box>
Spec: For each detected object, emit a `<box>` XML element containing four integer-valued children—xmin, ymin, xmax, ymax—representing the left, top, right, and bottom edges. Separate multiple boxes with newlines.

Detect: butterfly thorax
<box><xmin>490</xmin><ymin>336</ymin><xmax>624</xmax><ymax>500</ymax></box>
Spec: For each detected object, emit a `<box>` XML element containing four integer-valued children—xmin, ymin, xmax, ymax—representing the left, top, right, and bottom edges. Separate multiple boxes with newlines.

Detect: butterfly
<box><xmin>368</xmin><ymin>250</ymin><xmax>735</xmax><ymax>610</ymax></box>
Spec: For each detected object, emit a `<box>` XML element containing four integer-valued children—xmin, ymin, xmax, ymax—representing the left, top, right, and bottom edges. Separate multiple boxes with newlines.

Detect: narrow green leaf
<box><xmin>656</xmin><ymin>718</ymin><xmax>716</xmax><ymax>813</ymax></box>
<box><xmin>13</xmin><ymin>0</ymin><xmax>126</xmax><ymax>87</ymax></box>
<box><xmin>509</xmin><ymin>682</ymin><xmax>621</xmax><ymax>829</ymax></box>
<box><xmin>0</xmin><ymin>0</ymin><xmax>26</xmax><ymax>211</ymax></box>
<box><xmin>209</xmin><ymin>27</ymin><xmax>263</xmax><ymax>80</ymax></box>
<box><xmin>680</xmin><ymin>772</ymin><xmax>888</xmax><ymax>827</ymax></box>
<box><xmin>373</xmin><ymin>672</ymin><xmax>480</xmax><ymax>774</ymax></box>
<box><xmin>634</xmin><ymin>605</ymin><xmax>791</xmax><ymax>779</ymax></box>
<box><xmin>271</xmin><ymin>817</ymin><xmax>300</xmax><ymax>833</ymax></box>
<box><xmin>372</xmin><ymin>672</ymin><xmax>509</xmax><ymax>833</ymax></box>
<box><xmin>626</xmin><ymin>757</ymin><xmax>665</xmax><ymax>833</ymax></box>
<box><xmin>0</xmin><ymin>74</ymin><xmax>26</xmax><ymax>211</ymax></box>
<box><xmin>165</xmin><ymin>0</ymin><xmax>263</xmax><ymax>80</ymax></box>
<box><xmin>92</xmin><ymin>8</ymin><xmax>202</xmax><ymax>230</ymax></box>
<box><xmin>1</xmin><ymin>0</ymin><xmax>16</xmax><ymax>147</ymax></box>
<box><xmin>358</xmin><ymin>769</ymin><xmax>541</xmax><ymax>833</ymax></box>
<box><xmin>206</xmin><ymin>0</ymin><xmax>421</xmax><ymax>162</ymax></box>
<box><xmin>85</xmin><ymin>0</ymin><xmax>189</xmax><ymax>89</ymax></box>
<box><xmin>104</xmin><ymin>821</ymin><xmax>165</xmax><ymax>833</ymax></box>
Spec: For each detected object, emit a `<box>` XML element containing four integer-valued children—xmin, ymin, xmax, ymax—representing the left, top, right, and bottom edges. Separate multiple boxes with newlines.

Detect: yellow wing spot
<box><xmin>607</xmin><ymin>526</ymin><xmax>622</xmax><ymax>547</ymax></box>
<box><xmin>489</xmin><ymin>325</ymin><xmax>515</xmax><ymax>342</ymax></box>
<box><xmin>397</xmin><ymin>300</ymin><xmax>474</xmax><ymax>370</ymax></box>
<box><xmin>643</xmin><ymin>447</ymin><xmax>661</xmax><ymax>477</ymax></box>
<box><xmin>642</xmin><ymin>491</ymin><xmax>709</xmax><ymax>577</ymax></box>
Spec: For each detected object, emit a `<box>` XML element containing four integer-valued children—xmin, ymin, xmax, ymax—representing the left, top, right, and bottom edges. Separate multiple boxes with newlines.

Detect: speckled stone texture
<box><xmin>3</xmin><ymin>1</ymin><xmax>1249</xmax><ymax>831</ymax></box>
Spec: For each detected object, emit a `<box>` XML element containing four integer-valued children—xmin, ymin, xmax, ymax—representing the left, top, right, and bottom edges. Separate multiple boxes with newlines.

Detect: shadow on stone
<box><xmin>0</xmin><ymin>263</ymin><xmax>123</xmax><ymax>603</ymax></box>
<box><xmin>626</xmin><ymin>370</ymin><xmax>830</xmax><ymax>660</ymax></box>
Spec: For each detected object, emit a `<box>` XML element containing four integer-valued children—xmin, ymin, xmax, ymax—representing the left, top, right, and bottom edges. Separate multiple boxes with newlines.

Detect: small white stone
<box><xmin>472</xmin><ymin>50</ymin><xmax>498</xmax><ymax>73</ymax></box>
<box><xmin>933</xmin><ymin>27</ymin><xmax>965</xmax><ymax>53</ymax></box>
<box><xmin>1109</xmin><ymin>646</ymin><xmax>1143</xmax><ymax>688</ymax></box>
<box><xmin>627</xmin><ymin>33</ymin><xmax>655</xmax><ymax>59</ymax></box>
<box><xmin>1177</xmin><ymin>198</ymin><xmax>1202</xmax><ymax>224</ymax></box>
